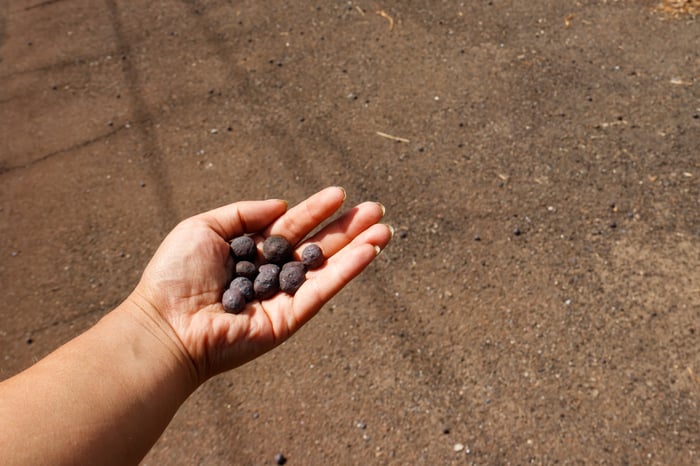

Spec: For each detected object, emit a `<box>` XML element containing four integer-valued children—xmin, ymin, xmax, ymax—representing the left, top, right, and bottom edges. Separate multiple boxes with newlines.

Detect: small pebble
<box><xmin>274</xmin><ymin>453</ymin><xmax>287</xmax><ymax>465</ymax></box>
<box><xmin>513</xmin><ymin>227</ymin><xmax>522</xmax><ymax>236</ymax></box>
<box><xmin>453</xmin><ymin>443</ymin><xmax>465</xmax><ymax>452</ymax></box>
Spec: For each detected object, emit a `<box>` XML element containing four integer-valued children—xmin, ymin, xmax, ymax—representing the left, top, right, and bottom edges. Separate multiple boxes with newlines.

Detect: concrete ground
<box><xmin>1</xmin><ymin>0</ymin><xmax>699</xmax><ymax>464</ymax></box>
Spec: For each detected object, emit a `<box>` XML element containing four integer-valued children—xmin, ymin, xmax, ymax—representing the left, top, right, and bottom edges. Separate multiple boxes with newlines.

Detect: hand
<box><xmin>128</xmin><ymin>187</ymin><xmax>392</xmax><ymax>383</ymax></box>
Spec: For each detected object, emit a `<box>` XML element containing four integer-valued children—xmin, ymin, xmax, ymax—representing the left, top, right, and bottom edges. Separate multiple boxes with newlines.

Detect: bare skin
<box><xmin>0</xmin><ymin>187</ymin><xmax>392</xmax><ymax>465</ymax></box>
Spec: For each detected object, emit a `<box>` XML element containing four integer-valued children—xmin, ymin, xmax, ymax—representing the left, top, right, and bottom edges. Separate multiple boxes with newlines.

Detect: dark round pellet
<box><xmin>230</xmin><ymin>236</ymin><xmax>256</xmax><ymax>261</ymax></box>
<box><xmin>258</xmin><ymin>263</ymin><xmax>280</xmax><ymax>275</ymax></box>
<box><xmin>262</xmin><ymin>235</ymin><xmax>293</xmax><ymax>264</ymax></box>
<box><xmin>279</xmin><ymin>261</ymin><xmax>306</xmax><ymax>295</ymax></box>
<box><xmin>301</xmin><ymin>244</ymin><xmax>324</xmax><ymax>269</ymax></box>
<box><xmin>254</xmin><ymin>263</ymin><xmax>280</xmax><ymax>300</ymax></box>
<box><xmin>230</xmin><ymin>277</ymin><xmax>254</xmax><ymax>302</ymax></box>
<box><xmin>235</xmin><ymin>260</ymin><xmax>257</xmax><ymax>280</ymax></box>
<box><xmin>222</xmin><ymin>287</ymin><xmax>246</xmax><ymax>314</ymax></box>
<box><xmin>275</xmin><ymin>453</ymin><xmax>287</xmax><ymax>465</ymax></box>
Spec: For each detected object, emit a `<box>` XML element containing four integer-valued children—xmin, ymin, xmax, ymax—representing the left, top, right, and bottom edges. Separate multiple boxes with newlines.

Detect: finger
<box><xmin>285</xmin><ymin>223</ymin><xmax>393</xmax><ymax>332</ymax></box>
<box><xmin>197</xmin><ymin>199</ymin><xmax>288</xmax><ymax>240</ymax></box>
<box><xmin>264</xmin><ymin>186</ymin><xmax>346</xmax><ymax>245</ymax></box>
<box><xmin>295</xmin><ymin>201</ymin><xmax>385</xmax><ymax>260</ymax></box>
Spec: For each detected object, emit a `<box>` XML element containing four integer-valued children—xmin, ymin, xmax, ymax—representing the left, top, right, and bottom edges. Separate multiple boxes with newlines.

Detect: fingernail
<box><xmin>339</xmin><ymin>187</ymin><xmax>347</xmax><ymax>201</ymax></box>
<box><xmin>374</xmin><ymin>245</ymin><xmax>382</xmax><ymax>256</ymax></box>
<box><xmin>376</xmin><ymin>202</ymin><xmax>386</xmax><ymax>216</ymax></box>
<box><xmin>387</xmin><ymin>224</ymin><xmax>395</xmax><ymax>239</ymax></box>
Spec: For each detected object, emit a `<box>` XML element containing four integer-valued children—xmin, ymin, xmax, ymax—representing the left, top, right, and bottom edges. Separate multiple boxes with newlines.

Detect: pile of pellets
<box><xmin>222</xmin><ymin>235</ymin><xmax>325</xmax><ymax>314</ymax></box>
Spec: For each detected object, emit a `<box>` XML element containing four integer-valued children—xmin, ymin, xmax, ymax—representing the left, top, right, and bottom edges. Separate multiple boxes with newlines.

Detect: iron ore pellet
<box><xmin>301</xmin><ymin>244</ymin><xmax>324</xmax><ymax>269</ymax></box>
<box><xmin>254</xmin><ymin>263</ymin><xmax>280</xmax><ymax>300</ymax></box>
<box><xmin>235</xmin><ymin>260</ymin><xmax>257</xmax><ymax>280</ymax></box>
<box><xmin>230</xmin><ymin>236</ymin><xmax>256</xmax><ymax>261</ymax></box>
<box><xmin>222</xmin><ymin>287</ymin><xmax>246</xmax><ymax>314</ymax></box>
<box><xmin>262</xmin><ymin>235</ymin><xmax>293</xmax><ymax>264</ymax></box>
<box><xmin>230</xmin><ymin>277</ymin><xmax>254</xmax><ymax>302</ymax></box>
<box><xmin>279</xmin><ymin>261</ymin><xmax>306</xmax><ymax>295</ymax></box>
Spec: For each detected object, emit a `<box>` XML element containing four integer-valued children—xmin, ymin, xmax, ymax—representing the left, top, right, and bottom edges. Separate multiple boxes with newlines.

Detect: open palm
<box><xmin>131</xmin><ymin>187</ymin><xmax>391</xmax><ymax>382</ymax></box>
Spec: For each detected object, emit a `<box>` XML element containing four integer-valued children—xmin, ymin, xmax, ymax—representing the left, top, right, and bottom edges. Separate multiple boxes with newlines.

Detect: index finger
<box><xmin>197</xmin><ymin>199</ymin><xmax>288</xmax><ymax>240</ymax></box>
<box><xmin>264</xmin><ymin>186</ymin><xmax>346</xmax><ymax>245</ymax></box>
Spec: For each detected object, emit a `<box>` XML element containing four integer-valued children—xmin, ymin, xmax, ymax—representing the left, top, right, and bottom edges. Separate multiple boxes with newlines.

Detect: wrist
<box><xmin>112</xmin><ymin>293</ymin><xmax>200</xmax><ymax>396</ymax></box>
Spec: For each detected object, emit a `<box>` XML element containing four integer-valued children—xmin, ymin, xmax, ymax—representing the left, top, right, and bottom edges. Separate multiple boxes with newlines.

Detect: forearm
<box><xmin>0</xmin><ymin>298</ymin><xmax>198</xmax><ymax>465</ymax></box>
<box><xmin>0</xmin><ymin>189</ymin><xmax>390</xmax><ymax>464</ymax></box>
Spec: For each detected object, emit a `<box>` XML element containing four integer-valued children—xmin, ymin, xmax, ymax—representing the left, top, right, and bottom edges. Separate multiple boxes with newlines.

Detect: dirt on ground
<box><xmin>1</xmin><ymin>0</ymin><xmax>699</xmax><ymax>464</ymax></box>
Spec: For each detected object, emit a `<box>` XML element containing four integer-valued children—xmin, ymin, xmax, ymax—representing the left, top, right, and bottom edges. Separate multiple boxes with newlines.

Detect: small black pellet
<box><xmin>230</xmin><ymin>236</ymin><xmax>256</xmax><ymax>261</ymax></box>
<box><xmin>235</xmin><ymin>260</ymin><xmax>257</xmax><ymax>280</ymax></box>
<box><xmin>254</xmin><ymin>264</ymin><xmax>280</xmax><ymax>299</ymax></box>
<box><xmin>301</xmin><ymin>244</ymin><xmax>324</xmax><ymax>269</ymax></box>
<box><xmin>222</xmin><ymin>287</ymin><xmax>246</xmax><ymax>314</ymax></box>
<box><xmin>279</xmin><ymin>261</ymin><xmax>306</xmax><ymax>295</ymax></box>
<box><xmin>262</xmin><ymin>235</ymin><xmax>293</xmax><ymax>264</ymax></box>
<box><xmin>230</xmin><ymin>277</ymin><xmax>254</xmax><ymax>302</ymax></box>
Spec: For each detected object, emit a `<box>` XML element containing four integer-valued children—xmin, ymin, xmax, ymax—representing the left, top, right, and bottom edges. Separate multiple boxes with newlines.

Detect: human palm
<box><xmin>130</xmin><ymin>187</ymin><xmax>391</xmax><ymax>382</ymax></box>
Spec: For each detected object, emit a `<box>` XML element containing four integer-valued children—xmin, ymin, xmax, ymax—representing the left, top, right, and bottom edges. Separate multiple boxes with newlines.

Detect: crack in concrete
<box><xmin>104</xmin><ymin>0</ymin><xmax>178</xmax><ymax>230</ymax></box>
<box><xmin>0</xmin><ymin>124</ymin><xmax>130</xmax><ymax>175</ymax></box>
<box><xmin>20</xmin><ymin>0</ymin><xmax>67</xmax><ymax>12</ymax></box>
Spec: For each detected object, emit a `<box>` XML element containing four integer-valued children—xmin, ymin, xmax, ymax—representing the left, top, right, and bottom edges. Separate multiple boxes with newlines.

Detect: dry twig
<box><xmin>376</xmin><ymin>131</ymin><xmax>409</xmax><ymax>143</ymax></box>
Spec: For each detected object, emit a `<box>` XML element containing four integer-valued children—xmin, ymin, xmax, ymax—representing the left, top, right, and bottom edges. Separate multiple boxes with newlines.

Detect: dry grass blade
<box><xmin>376</xmin><ymin>131</ymin><xmax>409</xmax><ymax>143</ymax></box>
<box><xmin>376</xmin><ymin>9</ymin><xmax>395</xmax><ymax>31</ymax></box>
<box><xmin>688</xmin><ymin>367</ymin><xmax>700</xmax><ymax>385</ymax></box>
